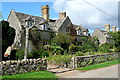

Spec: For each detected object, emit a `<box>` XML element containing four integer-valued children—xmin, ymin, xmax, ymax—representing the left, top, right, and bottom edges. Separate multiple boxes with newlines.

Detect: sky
<box><xmin>1</xmin><ymin>0</ymin><xmax>119</xmax><ymax>34</ymax></box>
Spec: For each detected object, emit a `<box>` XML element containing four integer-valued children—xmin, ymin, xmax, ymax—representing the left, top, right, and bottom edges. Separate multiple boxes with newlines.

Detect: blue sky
<box><xmin>2</xmin><ymin>2</ymin><xmax>58</xmax><ymax>20</ymax></box>
<box><xmin>1</xmin><ymin>1</ymin><xmax>119</xmax><ymax>33</ymax></box>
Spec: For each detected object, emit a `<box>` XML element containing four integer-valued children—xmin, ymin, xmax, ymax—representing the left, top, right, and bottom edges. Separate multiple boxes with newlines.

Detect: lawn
<box><xmin>1</xmin><ymin>71</ymin><xmax>58</xmax><ymax>80</ymax></box>
<box><xmin>76</xmin><ymin>59</ymin><xmax>120</xmax><ymax>71</ymax></box>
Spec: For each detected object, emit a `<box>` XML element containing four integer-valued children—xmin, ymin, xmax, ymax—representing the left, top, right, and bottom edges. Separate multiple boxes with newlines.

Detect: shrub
<box><xmin>15</xmin><ymin>49</ymin><xmax>24</xmax><ymax>60</ymax></box>
<box><xmin>30</xmin><ymin>50</ymin><xmax>40</xmax><ymax>59</ymax></box>
<box><xmin>75</xmin><ymin>51</ymin><xmax>85</xmax><ymax>56</ymax></box>
<box><xmin>76</xmin><ymin>46</ymin><xmax>82</xmax><ymax>52</ymax></box>
<box><xmin>99</xmin><ymin>43</ymin><xmax>111</xmax><ymax>53</ymax></box>
<box><xmin>47</xmin><ymin>55</ymin><xmax>73</xmax><ymax>67</ymax></box>
<box><xmin>41</xmin><ymin>50</ymin><xmax>49</xmax><ymax>58</ymax></box>
<box><xmin>31</xmin><ymin>49</ymin><xmax>50</xmax><ymax>58</ymax></box>
<box><xmin>50</xmin><ymin>46</ymin><xmax>63</xmax><ymax>55</ymax></box>
<box><xmin>63</xmin><ymin>50</ymin><xmax>68</xmax><ymax>56</ymax></box>
<box><xmin>69</xmin><ymin>44</ymin><xmax>76</xmax><ymax>52</ymax></box>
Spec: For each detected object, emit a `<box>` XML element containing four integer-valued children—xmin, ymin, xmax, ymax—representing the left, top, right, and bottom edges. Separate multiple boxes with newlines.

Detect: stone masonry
<box><xmin>0</xmin><ymin>58</ymin><xmax>47</xmax><ymax>75</ymax></box>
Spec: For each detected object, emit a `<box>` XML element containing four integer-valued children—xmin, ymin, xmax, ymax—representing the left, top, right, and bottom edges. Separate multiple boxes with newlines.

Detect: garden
<box><xmin>1</xmin><ymin>20</ymin><xmax>120</xmax><ymax>78</ymax></box>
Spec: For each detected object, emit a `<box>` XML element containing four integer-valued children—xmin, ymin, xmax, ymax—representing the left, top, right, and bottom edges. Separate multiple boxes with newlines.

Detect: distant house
<box><xmin>7</xmin><ymin>5</ymin><xmax>89</xmax><ymax>52</ymax></box>
<box><xmin>92</xmin><ymin>24</ymin><xmax>117</xmax><ymax>45</ymax></box>
<box><xmin>74</xmin><ymin>24</ymin><xmax>89</xmax><ymax>44</ymax></box>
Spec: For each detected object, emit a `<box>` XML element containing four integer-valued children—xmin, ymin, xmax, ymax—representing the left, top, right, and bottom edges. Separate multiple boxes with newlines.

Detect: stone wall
<box><xmin>0</xmin><ymin>58</ymin><xmax>47</xmax><ymax>75</ymax></box>
<box><xmin>72</xmin><ymin>52</ymin><xmax>119</xmax><ymax>69</ymax></box>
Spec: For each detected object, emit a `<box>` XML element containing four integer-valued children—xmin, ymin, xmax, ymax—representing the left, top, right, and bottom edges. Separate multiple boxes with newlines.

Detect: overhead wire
<box><xmin>82</xmin><ymin>0</ymin><xmax>117</xmax><ymax>20</ymax></box>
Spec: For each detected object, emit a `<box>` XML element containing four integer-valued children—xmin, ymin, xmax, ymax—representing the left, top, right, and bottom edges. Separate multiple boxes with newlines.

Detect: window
<box><xmin>77</xmin><ymin>30</ymin><xmax>81</xmax><ymax>35</ymax></box>
<box><xmin>43</xmin><ymin>41</ymin><xmax>48</xmax><ymax>46</ymax></box>
<box><xmin>83</xmin><ymin>31</ymin><xmax>87</xmax><ymax>36</ymax></box>
<box><xmin>27</xmin><ymin>21</ymin><xmax>33</xmax><ymax>27</ymax></box>
<box><xmin>66</xmin><ymin>27</ymin><xmax>70</xmax><ymax>32</ymax></box>
<box><xmin>41</xmin><ymin>24</ymin><xmax>48</xmax><ymax>30</ymax></box>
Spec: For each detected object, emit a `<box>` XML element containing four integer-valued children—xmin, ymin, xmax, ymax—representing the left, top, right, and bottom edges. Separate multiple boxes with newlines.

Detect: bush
<box><xmin>47</xmin><ymin>55</ymin><xmax>74</xmax><ymax>67</ymax></box>
<box><xmin>15</xmin><ymin>49</ymin><xmax>50</xmax><ymax>60</ymax></box>
<box><xmin>30</xmin><ymin>49</ymin><xmax>50</xmax><ymax>58</ymax></box>
<box><xmin>41</xmin><ymin>50</ymin><xmax>49</xmax><ymax>58</ymax></box>
<box><xmin>15</xmin><ymin>49</ymin><xmax>24</xmax><ymax>60</ymax></box>
<box><xmin>99</xmin><ymin>43</ymin><xmax>111</xmax><ymax>53</ymax></box>
<box><xmin>63</xmin><ymin>50</ymin><xmax>68</xmax><ymax>56</ymax></box>
<box><xmin>30</xmin><ymin>50</ymin><xmax>40</xmax><ymax>59</ymax></box>
<box><xmin>76</xmin><ymin>46</ymin><xmax>82</xmax><ymax>52</ymax></box>
<box><xmin>69</xmin><ymin>44</ymin><xmax>76</xmax><ymax>52</ymax></box>
<box><xmin>50</xmin><ymin>46</ymin><xmax>63</xmax><ymax>55</ymax></box>
<box><xmin>75</xmin><ymin>51</ymin><xmax>85</xmax><ymax>56</ymax></box>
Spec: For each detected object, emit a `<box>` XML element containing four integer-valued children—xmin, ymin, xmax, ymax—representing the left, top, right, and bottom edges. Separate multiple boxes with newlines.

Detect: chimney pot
<box><xmin>59</xmin><ymin>12</ymin><xmax>66</xmax><ymax>19</ymax></box>
<box><xmin>41</xmin><ymin>5</ymin><xmax>49</xmax><ymax>20</ymax></box>
<box><xmin>112</xmin><ymin>26</ymin><xmax>116</xmax><ymax>32</ymax></box>
<box><xmin>105</xmin><ymin>24</ymin><xmax>110</xmax><ymax>32</ymax></box>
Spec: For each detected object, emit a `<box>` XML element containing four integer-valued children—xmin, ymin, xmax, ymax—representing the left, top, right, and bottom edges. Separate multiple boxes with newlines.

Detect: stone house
<box><xmin>7</xmin><ymin>5</ymin><xmax>89</xmax><ymax>53</ymax></box>
<box><xmin>74</xmin><ymin>24</ymin><xmax>89</xmax><ymax>45</ymax></box>
<box><xmin>92</xmin><ymin>24</ymin><xmax>117</xmax><ymax>45</ymax></box>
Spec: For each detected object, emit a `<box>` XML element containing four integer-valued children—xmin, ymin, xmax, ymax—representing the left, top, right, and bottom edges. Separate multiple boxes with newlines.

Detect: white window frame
<box><xmin>41</xmin><ymin>24</ymin><xmax>48</xmax><ymax>30</ymax></box>
<box><xmin>27</xmin><ymin>21</ymin><xmax>33</xmax><ymax>27</ymax></box>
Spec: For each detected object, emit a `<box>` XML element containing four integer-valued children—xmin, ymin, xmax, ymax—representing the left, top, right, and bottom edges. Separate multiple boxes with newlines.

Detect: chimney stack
<box><xmin>112</xmin><ymin>26</ymin><xmax>117</xmax><ymax>32</ymax></box>
<box><xmin>105</xmin><ymin>24</ymin><xmax>110</xmax><ymax>32</ymax></box>
<box><xmin>41</xmin><ymin>5</ymin><xmax>49</xmax><ymax>20</ymax></box>
<box><xmin>59</xmin><ymin>12</ymin><xmax>66</xmax><ymax>19</ymax></box>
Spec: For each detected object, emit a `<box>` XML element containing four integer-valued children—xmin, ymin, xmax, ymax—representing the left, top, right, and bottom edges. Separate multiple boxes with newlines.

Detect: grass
<box><xmin>1</xmin><ymin>71</ymin><xmax>58</xmax><ymax>79</ymax></box>
<box><xmin>76</xmin><ymin>59</ymin><xmax>120</xmax><ymax>71</ymax></box>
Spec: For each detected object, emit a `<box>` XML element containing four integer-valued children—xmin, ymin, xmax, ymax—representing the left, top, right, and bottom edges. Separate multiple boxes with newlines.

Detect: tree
<box><xmin>2</xmin><ymin>20</ymin><xmax>15</xmax><ymax>60</ymax></box>
<box><xmin>76</xmin><ymin>36</ymin><xmax>99</xmax><ymax>53</ymax></box>
<box><xmin>50</xmin><ymin>32</ymin><xmax>75</xmax><ymax>50</ymax></box>
<box><xmin>109</xmin><ymin>31</ymin><xmax>120</xmax><ymax>52</ymax></box>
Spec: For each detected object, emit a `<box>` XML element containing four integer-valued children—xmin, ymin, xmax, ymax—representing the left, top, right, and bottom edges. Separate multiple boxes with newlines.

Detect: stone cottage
<box><xmin>92</xmin><ymin>24</ymin><xmax>117</xmax><ymax>45</ymax></box>
<box><xmin>6</xmin><ymin>5</ymin><xmax>89</xmax><ymax>56</ymax></box>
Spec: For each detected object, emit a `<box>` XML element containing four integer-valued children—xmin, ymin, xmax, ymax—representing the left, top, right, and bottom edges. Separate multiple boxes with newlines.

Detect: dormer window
<box><xmin>77</xmin><ymin>30</ymin><xmax>81</xmax><ymax>35</ymax></box>
<box><xmin>41</xmin><ymin>24</ymin><xmax>48</xmax><ymax>30</ymax></box>
<box><xmin>25</xmin><ymin>17</ymin><xmax>34</xmax><ymax>28</ymax></box>
<box><xmin>77</xmin><ymin>28</ymin><xmax>82</xmax><ymax>35</ymax></box>
<box><xmin>27</xmin><ymin>21</ymin><xmax>33</xmax><ymax>27</ymax></box>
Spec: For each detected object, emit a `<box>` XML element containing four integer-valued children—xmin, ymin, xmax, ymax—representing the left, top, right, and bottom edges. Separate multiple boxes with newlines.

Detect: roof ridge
<box><xmin>15</xmin><ymin>11</ymin><xmax>43</xmax><ymax>18</ymax></box>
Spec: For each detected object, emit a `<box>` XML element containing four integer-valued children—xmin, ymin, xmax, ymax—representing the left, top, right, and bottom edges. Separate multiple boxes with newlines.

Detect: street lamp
<box><xmin>24</xmin><ymin>17</ymin><xmax>35</xmax><ymax>60</ymax></box>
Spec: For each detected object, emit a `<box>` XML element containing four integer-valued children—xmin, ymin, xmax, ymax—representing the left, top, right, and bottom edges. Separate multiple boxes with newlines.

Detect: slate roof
<box><xmin>14</xmin><ymin>11</ymin><xmax>66</xmax><ymax>31</ymax></box>
<box><xmin>99</xmin><ymin>29</ymin><xmax>111</xmax><ymax>38</ymax></box>
<box><xmin>14</xmin><ymin>11</ymin><xmax>88</xmax><ymax>33</ymax></box>
<box><xmin>15</xmin><ymin>11</ymin><xmax>46</xmax><ymax>27</ymax></box>
<box><xmin>74</xmin><ymin>24</ymin><xmax>88</xmax><ymax>31</ymax></box>
<box><xmin>48</xmin><ymin>18</ymin><xmax>66</xmax><ymax>31</ymax></box>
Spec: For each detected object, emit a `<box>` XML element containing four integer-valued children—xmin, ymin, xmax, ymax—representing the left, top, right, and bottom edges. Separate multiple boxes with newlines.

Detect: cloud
<box><xmin>53</xmin><ymin>0</ymin><xmax>119</xmax><ymax>33</ymax></box>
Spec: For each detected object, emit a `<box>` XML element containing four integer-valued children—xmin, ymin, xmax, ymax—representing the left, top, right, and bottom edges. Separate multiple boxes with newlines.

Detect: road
<box><xmin>55</xmin><ymin>64</ymin><xmax>119</xmax><ymax>78</ymax></box>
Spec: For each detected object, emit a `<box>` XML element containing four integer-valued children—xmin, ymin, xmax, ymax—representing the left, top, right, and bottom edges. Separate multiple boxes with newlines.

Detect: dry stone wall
<box><xmin>0</xmin><ymin>58</ymin><xmax>47</xmax><ymax>75</ymax></box>
<box><xmin>72</xmin><ymin>52</ymin><xmax>119</xmax><ymax>69</ymax></box>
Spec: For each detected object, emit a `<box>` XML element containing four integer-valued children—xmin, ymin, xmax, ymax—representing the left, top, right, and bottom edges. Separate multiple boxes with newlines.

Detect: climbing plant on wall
<box><xmin>29</xmin><ymin>28</ymin><xmax>41</xmax><ymax>49</ymax></box>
